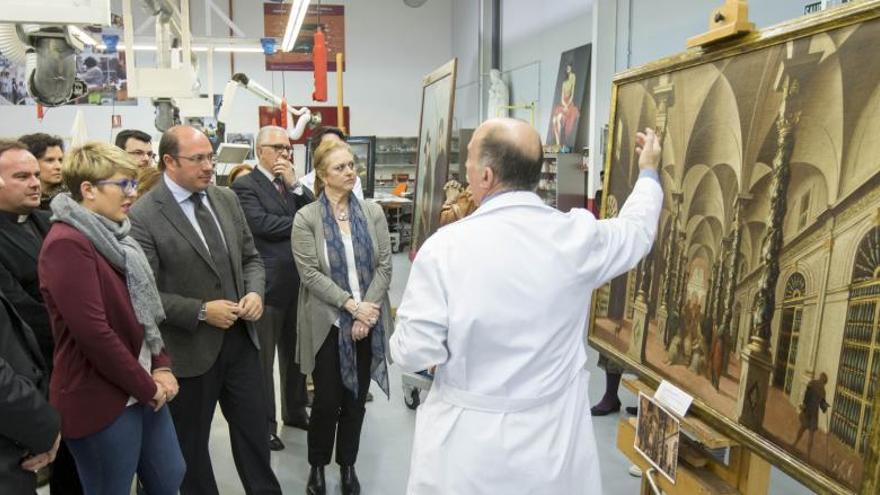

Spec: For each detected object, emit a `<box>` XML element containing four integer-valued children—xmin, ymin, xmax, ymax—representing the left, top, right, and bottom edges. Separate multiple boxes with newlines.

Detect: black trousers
<box><xmin>49</xmin><ymin>440</ymin><xmax>83</xmax><ymax>495</ymax></box>
<box><xmin>308</xmin><ymin>326</ymin><xmax>372</xmax><ymax>467</ymax></box>
<box><xmin>257</xmin><ymin>304</ymin><xmax>308</xmax><ymax>431</ymax></box>
<box><xmin>170</xmin><ymin>324</ymin><xmax>281</xmax><ymax>495</ymax></box>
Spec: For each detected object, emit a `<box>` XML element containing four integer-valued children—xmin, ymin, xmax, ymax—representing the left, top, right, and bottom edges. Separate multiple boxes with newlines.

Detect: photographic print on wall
<box><xmin>588</xmin><ymin>3</ymin><xmax>880</xmax><ymax>494</ymax></box>
<box><xmin>411</xmin><ymin>58</ymin><xmax>457</xmax><ymax>256</ymax></box>
<box><xmin>547</xmin><ymin>44</ymin><xmax>590</xmax><ymax>150</ymax></box>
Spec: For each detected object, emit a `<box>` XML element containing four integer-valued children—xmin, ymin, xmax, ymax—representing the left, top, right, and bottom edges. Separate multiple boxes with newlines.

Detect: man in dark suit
<box><xmin>130</xmin><ymin>126</ymin><xmax>281</xmax><ymax>495</ymax></box>
<box><xmin>232</xmin><ymin>126</ymin><xmax>310</xmax><ymax>452</ymax></box>
<box><xmin>0</xmin><ymin>140</ymin><xmax>82</xmax><ymax>494</ymax></box>
<box><xmin>0</xmin><ymin>161</ymin><xmax>60</xmax><ymax>495</ymax></box>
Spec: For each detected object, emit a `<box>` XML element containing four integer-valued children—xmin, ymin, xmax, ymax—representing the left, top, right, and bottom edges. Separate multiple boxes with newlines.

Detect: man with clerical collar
<box><xmin>0</xmin><ymin>139</ymin><xmax>84</xmax><ymax>494</ymax></box>
<box><xmin>0</xmin><ymin>140</ymin><xmax>53</xmax><ymax>367</ymax></box>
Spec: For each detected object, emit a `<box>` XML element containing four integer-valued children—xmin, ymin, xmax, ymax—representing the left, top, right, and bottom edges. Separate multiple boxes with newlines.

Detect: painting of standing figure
<box><xmin>589</xmin><ymin>4</ymin><xmax>880</xmax><ymax>494</ymax></box>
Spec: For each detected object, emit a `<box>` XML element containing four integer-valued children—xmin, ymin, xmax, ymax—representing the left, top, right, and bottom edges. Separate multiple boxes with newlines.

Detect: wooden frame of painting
<box><xmin>588</xmin><ymin>3</ymin><xmax>880</xmax><ymax>494</ymax></box>
<box><xmin>411</xmin><ymin>58</ymin><xmax>457</xmax><ymax>256</ymax></box>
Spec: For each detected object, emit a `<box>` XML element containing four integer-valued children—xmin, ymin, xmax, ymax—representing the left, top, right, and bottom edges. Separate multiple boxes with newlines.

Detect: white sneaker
<box><xmin>628</xmin><ymin>465</ymin><xmax>642</xmax><ymax>477</ymax></box>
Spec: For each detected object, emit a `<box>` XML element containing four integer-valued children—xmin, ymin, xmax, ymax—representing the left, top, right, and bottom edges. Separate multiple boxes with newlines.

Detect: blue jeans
<box><xmin>67</xmin><ymin>404</ymin><xmax>186</xmax><ymax>495</ymax></box>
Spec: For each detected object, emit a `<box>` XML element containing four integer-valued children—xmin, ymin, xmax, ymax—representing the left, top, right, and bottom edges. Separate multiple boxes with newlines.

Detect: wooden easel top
<box><xmin>623</xmin><ymin>377</ymin><xmax>738</xmax><ymax>450</ymax></box>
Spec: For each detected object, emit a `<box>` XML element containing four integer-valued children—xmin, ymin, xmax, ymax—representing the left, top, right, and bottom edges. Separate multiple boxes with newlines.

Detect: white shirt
<box><xmin>255</xmin><ymin>163</ymin><xmax>276</xmax><ymax>183</ymax></box>
<box><xmin>390</xmin><ymin>174</ymin><xmax>663</xmax><ymax>494</ymax></box>
<box><xmin>300</xmin><ymin>170</ymin><xmax>365</xmax><ymax>199</ymax></box>
<box><xmin>163</xmin><ymin>174</ymin><xmax>228</xmax><ymax>250</ymax></box>
<box><xmin>323</xmin><ymin>232</ymin><xmax>362</xmax><ymax>326</ymax></box>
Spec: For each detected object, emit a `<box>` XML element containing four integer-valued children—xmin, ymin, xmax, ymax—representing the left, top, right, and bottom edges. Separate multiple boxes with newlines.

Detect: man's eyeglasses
<box><xmin>260</xmin><ymin>144</ymin><xmax>292</xmax><ymax>154</ymax></box>
<box><xmin>96</xmin><ymin>178</ymin><xmax>139</xmax><ymax>195</ymax></box>
<box><xmin>127</xmin><ymin>150</ymin><xmax>156</xmax><ymax>159</ymax></box>
<box><xmin>174</xmin><ymin>153</ymin><xmax>216</xmax><ymax>165</ymax></box>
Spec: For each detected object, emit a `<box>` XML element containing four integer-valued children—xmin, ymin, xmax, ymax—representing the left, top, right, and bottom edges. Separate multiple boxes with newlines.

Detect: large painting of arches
<box><xmin>588</xmin><ymin>4</ymin><xmax>880</xmax><ymax>494</ymax></box>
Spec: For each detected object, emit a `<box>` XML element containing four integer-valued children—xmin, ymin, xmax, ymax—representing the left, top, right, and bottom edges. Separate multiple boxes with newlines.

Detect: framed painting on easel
<box><xmin>588</xmin><ymin>3</ymin><xmax>880</xmax><ymax>494</ymax></box>
<box><xmin>411</xmin><ymin>58</ymin><xmax>457</xmax><ymax>257</ymax></box>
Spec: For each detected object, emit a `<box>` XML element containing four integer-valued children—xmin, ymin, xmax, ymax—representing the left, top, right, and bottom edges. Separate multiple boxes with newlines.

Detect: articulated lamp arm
<box><xmin>217</xmin><ymin>73</ymin><xmax>320</xmax><ymax>141</ymax></box>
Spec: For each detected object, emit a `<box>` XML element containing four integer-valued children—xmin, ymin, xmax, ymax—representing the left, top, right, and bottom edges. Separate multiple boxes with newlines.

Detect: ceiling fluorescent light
<box><xmin>68</xmin><ymin>25</ymin><xmax>99</xmax><ymax>46</ymax></box>
<box><xmin>281</xmin><ymin>0</ymin><xmax>312</xmax><ymax>52</ymax></box>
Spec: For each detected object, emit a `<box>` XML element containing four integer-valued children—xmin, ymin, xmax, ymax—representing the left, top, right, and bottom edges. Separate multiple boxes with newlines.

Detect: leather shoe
<box><xmin>340</xmin><ymin>465</ymin><xmax>360</xmax><ymax>495</ymax></box>
<box><xmin>283</xmin><ymin>409</ymin><xmax>310</xmax><ymax>430</ymax></box>
<box><xmin>590</xmin><ymin>398</ymin><xmax>621</xmax><ymax>416</ymax></box>
<box><xmin>306</xmin><ymin>465</ymin><xmax>325</xmax><ymax>495</ymax></box>
<box><xmin>268</xmin><ymin>433</ymin><xmax>285</xmax><ymax>451</ymax></box>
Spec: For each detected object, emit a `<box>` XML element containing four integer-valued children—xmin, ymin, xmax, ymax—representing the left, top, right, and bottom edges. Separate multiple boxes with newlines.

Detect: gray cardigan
<box><xmin>291</xmin><ymin>198</ymin><xmax>393</xmax><ymax>374</ymax></box>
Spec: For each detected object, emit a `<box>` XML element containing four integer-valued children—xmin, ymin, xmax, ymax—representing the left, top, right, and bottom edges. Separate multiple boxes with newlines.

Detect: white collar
<box><xmin>465</xmin><ymin>191</ymin><xmax>549</xmax><ymax>220</ymax></box>
<box><xmin>257</xmin><ymin>163</ymin><xmax>274</xmax><ymax>182</ymax></box>
<box><xmin>163</xmin><ymin>173</ymin><xmax>201</xmax><ymax>204</ymax></box>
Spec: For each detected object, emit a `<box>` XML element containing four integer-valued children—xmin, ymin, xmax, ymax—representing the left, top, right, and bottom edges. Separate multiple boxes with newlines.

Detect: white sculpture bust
<box><xmin>487</xmin><ymin>69</ymin><xmax>510</xmax><ymax>119</ymax></box>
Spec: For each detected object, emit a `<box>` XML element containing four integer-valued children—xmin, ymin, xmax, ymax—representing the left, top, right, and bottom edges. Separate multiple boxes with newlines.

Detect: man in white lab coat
<box><xmin>390</xmin><ymin>118</ymin><xmax>663</xmax><ymax>494</ymax></box>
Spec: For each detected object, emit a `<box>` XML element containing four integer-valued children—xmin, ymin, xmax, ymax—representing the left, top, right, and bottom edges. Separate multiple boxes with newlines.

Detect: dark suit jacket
<box><xmin>0</xmin><ymin>291</ymin><xmax>59</xmax><ymax>493</ymax></box>
<box><xmin>231</xmin><ymin>169</ymin><xmax>309</xmax><ymax>308</ymax></box>
<box><xmin>39</xmin><ymin>223</ymin><xmax>171</xmax><ymax>439</ymax></box>
<box><xmin>0</xmin><ymin>210</ymin><xmax>53</xmax><ymax>367</ymax></box>
<box><xmin>129</xmin><ymin>178</ymin><xmax>265</xmax><ymax>378</ymax></box>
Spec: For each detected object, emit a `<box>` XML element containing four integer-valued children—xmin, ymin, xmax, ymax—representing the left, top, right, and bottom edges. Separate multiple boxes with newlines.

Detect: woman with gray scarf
<box><xmin>38</xmin><ymin>142</ymin><xmax>185</xmax><ymax>494</ymax></box>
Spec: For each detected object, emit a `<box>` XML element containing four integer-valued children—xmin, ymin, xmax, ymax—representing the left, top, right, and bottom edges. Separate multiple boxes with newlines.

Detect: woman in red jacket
<box><xmin>39</xmin><ymin>142</ymin><xmax>185</xmax><ymax>494</ymax></box>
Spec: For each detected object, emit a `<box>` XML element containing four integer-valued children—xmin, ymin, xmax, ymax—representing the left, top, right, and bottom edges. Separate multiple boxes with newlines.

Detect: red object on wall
<box><xmin>279</xmin><ymin>99</ymin><xmax>288</xmax><ymax>128</ymax></box>
<box><xmin>258</xmin><ymin>105</ymin><xmax>350</xmax><ymax>145</ymax></box>
<box><xmin>312</xmin><ymin>29</ymin><xmax>328</xmax><ymax>102</ymax></box>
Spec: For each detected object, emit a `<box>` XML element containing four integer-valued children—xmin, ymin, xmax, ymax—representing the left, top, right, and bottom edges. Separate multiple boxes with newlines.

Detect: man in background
<box><xmin>115</xmin><ymin>129</ymin><xmax>156</xmax><ymax>168</ymax></box>
<box><xmin>18</xmin><ymin>133</ymin><xmax>65</xmax><ymax>209</ymax></box>
<box><xmin>391</xmin><ymin>119</ymin><xmax>663</xmax><ymax>494</ymax></box>
<box><xmin>232</xmin><ymin>125</ymin><xmax>311</xmax><ymax>452</ymax></box>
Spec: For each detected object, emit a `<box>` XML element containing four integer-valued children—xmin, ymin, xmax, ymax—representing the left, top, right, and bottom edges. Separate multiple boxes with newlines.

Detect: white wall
<box><xmin>451</xmin><ymin>0</ymin><xmax>480</xmax><ymax>132</ymax></box>
<box><xmin>500</xmin><ymin>1</ymin><xmax>592</xmax><ymax>142</ymax></box>
<box><xmin>0</xmin><ymin>0</ymin><xmax>453</xmax><ymax>153</ymax></box>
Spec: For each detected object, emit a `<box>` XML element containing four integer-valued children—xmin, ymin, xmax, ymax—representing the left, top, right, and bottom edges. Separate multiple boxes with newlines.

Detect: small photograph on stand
<box><xmin>634</xmin><ymin>392</ymin><xmax>680</xmax><ymax>484</ymax></box>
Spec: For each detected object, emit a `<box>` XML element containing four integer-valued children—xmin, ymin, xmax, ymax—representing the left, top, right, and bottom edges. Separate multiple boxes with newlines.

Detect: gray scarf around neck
<box><xmin>49</xmin><ymin>193</ymin><xmax>166</xmax><ymax>355</ymax></box>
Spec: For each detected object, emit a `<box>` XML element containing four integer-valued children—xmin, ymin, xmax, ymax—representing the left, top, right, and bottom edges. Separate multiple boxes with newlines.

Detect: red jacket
<box><xmin>39</xmin><ymin>223</ymin><xmax>171</xmax><ymax>439</ymax></box>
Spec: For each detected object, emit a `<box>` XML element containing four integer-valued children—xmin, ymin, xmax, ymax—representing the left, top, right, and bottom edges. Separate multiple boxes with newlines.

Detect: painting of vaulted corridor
<box><xmin>590</xmin><ymin>10</ymin><xmax>880</xmax><ymax>493</ymax></box>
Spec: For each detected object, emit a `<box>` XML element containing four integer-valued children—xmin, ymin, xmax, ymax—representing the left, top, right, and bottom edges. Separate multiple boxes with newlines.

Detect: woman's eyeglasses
<box><xmin>96</xmin><ymin>178</ymin><xmax>139</xmax><ymax>195</ymax></box>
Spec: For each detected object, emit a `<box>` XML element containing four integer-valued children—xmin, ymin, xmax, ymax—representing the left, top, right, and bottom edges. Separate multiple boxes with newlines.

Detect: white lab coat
<box><xmin>390</xmin><ymin>175</ymin><xmax>663</xmax><ymax>495</ymax></box>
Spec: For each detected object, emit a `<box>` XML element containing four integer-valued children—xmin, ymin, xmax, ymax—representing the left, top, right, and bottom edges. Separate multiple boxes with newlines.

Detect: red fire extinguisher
<box><xmin>312</xmin><ymin>28</ymin><xmax>328</xmax><ymax>102</ymax></box>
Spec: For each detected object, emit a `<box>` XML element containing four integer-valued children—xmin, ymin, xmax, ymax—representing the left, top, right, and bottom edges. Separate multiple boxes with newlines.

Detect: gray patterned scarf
<box><xmin>49</xmin><ymin>193</ymin><xmax>166</xmax><ymax>355</ymax></box>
